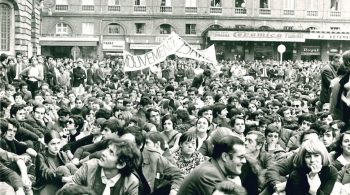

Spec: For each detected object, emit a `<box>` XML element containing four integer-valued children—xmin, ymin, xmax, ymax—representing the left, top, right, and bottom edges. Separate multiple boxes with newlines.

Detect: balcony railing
<box><xmin>41</xmin><ymin>34</ymin><xmax>98</xmax><ymax>38</ymax></box>
<box><xmin>160</xmin><ymin>6</ymin><xmax>172</xmax><ymax>13</ymax></box>
<box><xmin>136</xmin><ymin>29</ymin><xmax>145</xmax><ymax>34</ymax></box>
<box><xmin>307</xmin><ymin>10</ymin><xmax>318</xmax><ymax>17</ymax></box>
<box><xmin>134</xmin><ymin>5</ymin><xmax>146</xmax><ymax>13</ymax></box>
<box><xmin>283</xmin><ymin>9</ymin><xmax>295</xmax><ymax>16</ymax></box>
<box><xmin>185</xmin><ymin>7</ymin><xmax>197</xmax><ymax>14</ymax></box>
<box><xmin>210</xmin><ymin>7</ymin><xmax>222</xmax><ymax>14</ymax></box>
<box><xmin>82</xmin><ymin>5</ymin><xmax>94</xmax><ymax>11</ymax></box>
<box><xmin>235</xmin><ymin>8</ymin><xmax>246</xmax><ymax>14</ymax></box>
<box><xmin>108</xmin><ymin>5</ymin><xmax>121</xmax><ymax>12</ymax></box>
<box><xmin>186</xmin><ymin>29</ymin><xmax>196</xmax><ymax>35</ymax></box>
<box><xmin>259</xmin><ymin>8</ymin><xmax>271</xmax><ymax>15</ymax></box>
<box><xmin>330</xmin><ymin>11</ymin><xmax>341</xmax><ymax>17</ymax></box>
<box><xmin>55</xmin><ymin>5</ymin><xmax>68</xmax><ymax>11</ymax></box>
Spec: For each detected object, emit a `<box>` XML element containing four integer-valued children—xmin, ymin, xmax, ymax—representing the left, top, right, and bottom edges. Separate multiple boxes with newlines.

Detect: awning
<box><xmin>130</xmin><ymin>43</ymin><xmax>202</xmax><ymax>50</ymax></box>
<box><xmin>40</xmin><ymin>41</ymin><xmax>97</xmax><ymax>46</ymax></box>
<box><xmin>130</xmin><ymin>44</ymin><xmax>159</xmax><ymax>50</ymax></box>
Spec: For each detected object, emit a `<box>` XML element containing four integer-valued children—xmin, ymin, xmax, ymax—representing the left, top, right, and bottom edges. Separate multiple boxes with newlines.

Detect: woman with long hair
<box><xmin>160</xmin><ymin>115</ymin><xmax>181</xmax><ymax>154</ymax></box>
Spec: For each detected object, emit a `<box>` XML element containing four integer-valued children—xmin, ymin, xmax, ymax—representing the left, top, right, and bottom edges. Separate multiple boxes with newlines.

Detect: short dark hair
<box><xmin>145</xmin><ymin>132</ymin><xmax>166</xmax><ymax>150</ymax></box>
<box><xmin>146</xmin><ymin>108</ymin><xmax>160</xmax><ymax>121</ymax></box>
<box><xmin>10</xmin><ymin>104</ymin><xmax>26</xmax><ymax>117</ymax></box>
<box><xmin>212</xmin><ymin>136</ymin><xmax>244</xmax><ymax>160</ymax></box>
<box><xmin>119</xmin><ymin>126</ymin><xmax>145</xmax><ymax>149</ymax></box>
<box><xmin>213</xmin><ymin>103</ymin><xmax>227</xmax><ymax>118</ymax></box>
<box><xmin>108</xmin><ymin>139</ymin><xmax>141</xmax><ymax>176</ymax></box>
<box><xmin>197</xmin><ymin>106</ymin><xmax>212</xmax><ymax>118</ymax></box>
<box><xmin>230</xmin><ymin>116</ymin><xmax>244</xmax><ymax>127</ymax></box>
<box><xmin>102</xmin><ymin>119</ymin><xmax>123</xmax><ymax>134</ymax></box>
<box><xmin>299</xmin><ymin>129</ymin><xmax>319</xmax><ymax>144</ymax></box>
<box><xmin>212</xmin><ymin>181</ymin><xmax>248</xmax><ymax>195</ymax></box>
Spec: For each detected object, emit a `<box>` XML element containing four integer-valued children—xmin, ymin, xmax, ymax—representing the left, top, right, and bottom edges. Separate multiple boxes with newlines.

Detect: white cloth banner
<box><xmin>123</xmin><ymin>33</ymin><xmax>217</xmax><ymax>72</ymax></box>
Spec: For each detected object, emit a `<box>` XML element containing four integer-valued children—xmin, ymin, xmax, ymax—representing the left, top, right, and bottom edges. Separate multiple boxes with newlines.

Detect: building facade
<box><xmin>0</xmin><ymin>0</ymin><xmax>41</xmax><ymax>57</ymax></box>
<box><xmin>40</xmin><ymin>0</ymin><xmax>350</xmax><ymax>61</ymax></box>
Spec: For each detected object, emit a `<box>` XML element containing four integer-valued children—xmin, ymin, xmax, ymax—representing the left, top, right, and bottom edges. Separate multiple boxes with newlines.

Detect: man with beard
<box><xmin>177</xmin><ymin>136</ymin><xmax>246</xmax><ymax>195</ymax></box>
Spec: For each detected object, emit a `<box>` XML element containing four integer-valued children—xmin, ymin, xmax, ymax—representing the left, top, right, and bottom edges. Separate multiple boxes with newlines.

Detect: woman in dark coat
<box><xmin>285</xmin><ymin>139</ymin><xmax>337</xmax><ymax>195</ymax></box>
<box><xmin>34</xmin><ymin>130</ymin><xmax>77</xmax><ymax>195</ymax></box>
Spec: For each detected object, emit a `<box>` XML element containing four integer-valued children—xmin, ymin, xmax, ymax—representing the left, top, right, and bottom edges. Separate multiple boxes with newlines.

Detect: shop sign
<box><xmin>254</xmin><ymin>46</ymin><xmax>273</xmax><ymax>52</ymax></box>
<box><xmin>301</xmin><ymin>46</ymin><xmax>320</xmax><ymax>55</ymax></box>
<box><xmin>308</xmin><ymin>33</ymin><xmax>350</xmax><ymax>40</ymax></box>
<box><xmin>103</xmin><ymin>41</ymin><xmax>125</xmax><ymax>50</ymax></box>
<box><xmin>208</xmin><ymin>31</ymin><xmax>306</xmax><ymax>42</ymax></box>
<box><xmin>156</xmin><ymin>36</ymin><xmax>168</xmax><ymax>43</ymax></box>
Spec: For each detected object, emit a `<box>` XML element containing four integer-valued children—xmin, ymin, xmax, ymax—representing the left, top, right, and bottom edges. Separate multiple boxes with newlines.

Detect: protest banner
<box><xmin>123</xmin><ymin>33</ymin><xmax>216</xmax><ymax>72</ymax></box>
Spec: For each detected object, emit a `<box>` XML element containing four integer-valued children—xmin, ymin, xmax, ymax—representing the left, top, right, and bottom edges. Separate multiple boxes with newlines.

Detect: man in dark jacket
<box><xmin>177</xmin><ymin>136</ymin><xmax>246</xmax><ymax>195</ymax></box>
<box><xmin>72</xmin><ymin>59</ymin><xmax>86</xmax><ymax>95</ymax></box>
<box><xmin>320</xmin><ymin>54</ymin><xmax>340</xmax><ymax>104</ymax></box>
<box><xmin>191</xmin><ymin>69</ymin><xmax>211</xmax><ymax>95</ymax></box>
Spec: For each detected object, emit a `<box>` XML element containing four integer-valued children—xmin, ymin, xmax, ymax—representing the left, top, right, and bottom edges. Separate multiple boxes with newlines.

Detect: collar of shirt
<box><xmin>101</xmin><ymin>168</ymin><xmax>121</xmax><ymax>195</ymax></box>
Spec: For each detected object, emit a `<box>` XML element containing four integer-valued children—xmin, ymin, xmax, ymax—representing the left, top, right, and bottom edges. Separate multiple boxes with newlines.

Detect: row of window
<box><xmin>56</xmin><ymin>23</ymin><xmax>198</xmax><ymax>35</ymax></box>
<box><xmin>56</xmin><ymin>22</ymin><xmax>342</xmax><ymax>36</ymax></box>
<box><xmin>55</xmin><ymin>0</ymin><xmax>341</xmax><ymax>10</ymax></box>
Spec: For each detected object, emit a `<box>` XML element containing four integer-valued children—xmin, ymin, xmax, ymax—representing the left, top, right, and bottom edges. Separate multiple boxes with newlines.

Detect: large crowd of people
<box><xmin>0</xmin><ymin>50</ymin><xmax>350</xmax><ymax>195</ymax></box>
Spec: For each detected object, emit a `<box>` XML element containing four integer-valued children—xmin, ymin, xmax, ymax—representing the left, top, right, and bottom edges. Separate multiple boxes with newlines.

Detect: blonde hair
<box><xmin>293</xmin><ymin>139</ymin><xmax>331</xmax><ymax>168</ymax></box>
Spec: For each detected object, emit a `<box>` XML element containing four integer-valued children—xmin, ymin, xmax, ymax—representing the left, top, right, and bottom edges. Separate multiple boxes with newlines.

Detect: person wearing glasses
<box><xmin>62</xmin><ymin>115</ymin><xmax>84</xmax><ymax>144</ymax></box>
<box><xmin>177</xmin><ymin>136</ymin><xmax>246</xmax><ymax>195</ymax></box>
<box><xmin>19</xmin><ymin>56</ymin><xmax>44</xmax><ymax>97</ymax></box>
<box><xmin>24</xmin><ymin>105</ymin><xmax>54</xmax><ymax>135</ymax></box>
<box><xmin>62</xmin><ymin>118</ymin><xmax>106</xmax><ymax>161</ymax></box>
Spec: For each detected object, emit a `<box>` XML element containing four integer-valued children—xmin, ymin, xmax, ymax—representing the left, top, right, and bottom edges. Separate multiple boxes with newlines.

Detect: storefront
<box><xmin>102</xmin><ymin>40</ymin><xmax>124</xmax><ymax>59</ymax></box>
<box><xmin>307</xmin><ymin>31</ymin><xmax>350</xmax><ymax>61</ymax></box>
<box><xmin>207</xmin><ymin>30</ymin><xmax>308</xmax><ymax>61</ymax></box>
<box><xmin>39</xmin><ymin>35</ymin><xmax>99</xmax><ymax>59</ymax></box>
<box><xmin>300</xmin><ymin>45</ymin><xmax>321</xmax><ymax>61</ymax></box>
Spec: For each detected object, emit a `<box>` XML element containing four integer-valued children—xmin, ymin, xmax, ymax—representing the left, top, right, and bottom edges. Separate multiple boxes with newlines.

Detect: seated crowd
<box><xmin>0</xmin><ymin>52</ymin><xmax>350</xmax><ymax>195</ymax></box>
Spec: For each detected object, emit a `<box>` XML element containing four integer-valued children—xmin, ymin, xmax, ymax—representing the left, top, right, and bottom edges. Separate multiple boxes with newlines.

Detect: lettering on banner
<box><xmin>124</xmin><ymin>33</ymin><xmax>216</xmax><ymax>72</ymax></box>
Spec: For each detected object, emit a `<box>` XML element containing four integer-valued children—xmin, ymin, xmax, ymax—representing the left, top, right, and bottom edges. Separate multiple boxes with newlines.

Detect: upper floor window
<box><xmin>260</xmin><ymin>0</ymin><xmax>270</xmax><ymax>8</ymax></box>
<box><xmin>135</xmin><ymin>23</ymin><xmax>145</xmax><ymax>34</ymax></box>
<box><xmin>135</xmin><ymin>0</ymin><xmax>146</xmax><ymax>5</ymax></box>
<box><xmin>185</xmin><ymin>0</ymin><xmax>196</xmax><ymax>7</ymax></box>
<box><xmin>308</xmin><ymin>0</ymin><xmax>317</xmax><ymax>10</ymax></box>
<box><xmin>56</xmin><ymin>0</ymin><xmax>68</xmax><ymax>4</ymax></box>
<box><xmin>82</xmin><ymin>0</ymin><xmax>94</xmax><ymax>5</ymax></box>
<box><xmin>330</xmin><ymin>0</ymin><xmax>339</xmax><ymax>11</ymax></box>
<box><xmin>235</xmin><ymin>0</ymin><xmax>246</xmax><ymax>8</ymax></box>
<box><xmin>283</xmin><ymin>26</ymin><xmax>294</xmax><ymax>30</ymax></box>
<box><xmin>160</xmin><ymin>24</ymin><xmax>172</xmax><ymax>34</ymax></box>
<box><xmin>0</xmin><ymin>3</ymin><xmax>11</xmax><ymax>51</ymax></box>
<box><xmin>186</xmin><ymin>24</ymin><xmax>196</xmax><ymax>34</ymax></box>
<box><xmin>161</xmin><ymin>0</ymin><xmax>171</xmax><ymax>6</ymax></box>
<box><xmin>210</xmin><ymin>25</ymin><xmax>223</xmax><ymax>29</ymax></box>
<box><xmin>258</xmin><ymin>26</ymin><xmax>272</xmax><ymax>30</ymax></box>
<box><xmin>108</xmin><ymin>0</ymin><xmax>120</xmax><ymax>5</ymax></box>
<box><xmin>56</xmin><ymin>23</ymin><xmax>68</xmax><ymax>34</ymax></box>
<box><xmin>108</xmin><ymin>24</ymin><xmax>121</xmax><ymax>34</ymax></box>
<box><xmin>284</xmin><ymin>0</ymin><xmax>294</xmax><ymax>9</ymax></box>
<box><xmin>82</xmin><ymin>23</ymin><xmax>94</xmax><ymax>34</ymax></box>
<box><xmin>210</xmin><ymin>0</ymin><xmax>221</xmax><ymax>7</ymax></box>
